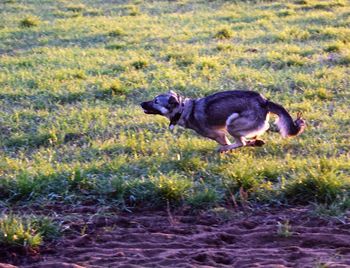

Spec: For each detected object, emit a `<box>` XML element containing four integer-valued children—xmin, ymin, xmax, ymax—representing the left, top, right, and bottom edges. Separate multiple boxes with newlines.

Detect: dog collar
<box><xmin>169</xmin><ymin>112</ymin><xmax>182</xmax><ymax>130</ymax></box>
<box><xmin>169</xmin><ymin>103</ymin><xmax>185</xmax><ymax>130</ymax></box>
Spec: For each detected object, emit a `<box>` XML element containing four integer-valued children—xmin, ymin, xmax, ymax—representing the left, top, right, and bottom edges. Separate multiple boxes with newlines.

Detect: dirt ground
<box><xmin>1</xmin><ymin>206</ymin><xmax>349</xmax><ymax>268</ymax></box>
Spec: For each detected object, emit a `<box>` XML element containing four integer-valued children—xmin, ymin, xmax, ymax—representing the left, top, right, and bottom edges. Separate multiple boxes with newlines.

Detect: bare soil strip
<box><xmin>2</xmin><ymin>207</ymin><xmax>350</xmax><ymax>268</ymax></box>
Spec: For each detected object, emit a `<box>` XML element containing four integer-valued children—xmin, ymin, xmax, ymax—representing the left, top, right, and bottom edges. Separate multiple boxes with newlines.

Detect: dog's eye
<box><xmin>154</xmin><ymin>99</ymin><xmax>159</xmax><ymax>104</ymax></box>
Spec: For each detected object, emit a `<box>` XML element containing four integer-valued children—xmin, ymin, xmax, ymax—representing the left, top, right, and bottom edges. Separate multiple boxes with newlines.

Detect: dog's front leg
<box><xmin>215</xmin><ymin>134</ymin><xmax>231</xmax><ymax>146</ymax></box>
<box><xmin>214</xmin><ymin>135</ymin><xmax>234</xmax><ymax>153</ymax></box>
<box><xmin>219</xmin><ymin>137</ymin><xmax>246</xmax><ymax>153</ymax></box>
<box><xmin>203</xmin><ymin>130</ymin><xmax>231</xmax><ymax>152</ymax></box>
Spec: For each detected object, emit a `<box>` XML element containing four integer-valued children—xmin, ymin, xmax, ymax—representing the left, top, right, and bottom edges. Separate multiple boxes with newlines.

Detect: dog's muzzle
<box><xmin>140</xmin><ymin>101</ymin><xmax>162</xmax><ymax>115</ymax></box>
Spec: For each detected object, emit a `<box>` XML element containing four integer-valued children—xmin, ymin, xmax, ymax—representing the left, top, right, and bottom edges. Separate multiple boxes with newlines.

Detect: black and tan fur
<box><xmin>141</xmin><ymin>90</ymin><xmax>305</xmax><ymax>152</ymax></box>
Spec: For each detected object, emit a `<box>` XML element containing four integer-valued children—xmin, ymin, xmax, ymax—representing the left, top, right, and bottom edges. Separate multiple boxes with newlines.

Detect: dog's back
<box><xmin>198</xmin><ymin>90</ymin><xmax>269</xmax><ymax>128</ymax></box>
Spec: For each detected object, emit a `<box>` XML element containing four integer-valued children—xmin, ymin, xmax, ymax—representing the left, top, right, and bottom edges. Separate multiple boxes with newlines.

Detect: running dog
<box><xmin>140</xmin><ymin>90</ymin><xmax>305</xmax><ymax>152</ymax></box>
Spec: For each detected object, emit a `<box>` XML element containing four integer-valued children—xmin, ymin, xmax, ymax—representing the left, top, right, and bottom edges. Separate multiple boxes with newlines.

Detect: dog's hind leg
<box><xmin>220</xmin><ymin>114</ymin><xmax>261</xmax><ymax>152</ymax></box>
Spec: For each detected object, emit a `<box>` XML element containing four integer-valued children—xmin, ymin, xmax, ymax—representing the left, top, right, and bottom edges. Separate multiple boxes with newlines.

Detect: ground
<box><xmin>0</xmin><ymin>0</ymin><xmax>349</xmax><ymax>267</ymax></box>
<box><xmin>1</xmin><ymin>206</ymin><xmax>350</xmax><ymax>267</ymax></box>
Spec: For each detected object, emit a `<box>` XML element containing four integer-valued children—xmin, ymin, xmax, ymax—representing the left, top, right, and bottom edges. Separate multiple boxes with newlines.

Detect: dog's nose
<box><xmin>140</xmin><ymin>102</ymin><xmax>146</xmax><ymax>108</ymax></box>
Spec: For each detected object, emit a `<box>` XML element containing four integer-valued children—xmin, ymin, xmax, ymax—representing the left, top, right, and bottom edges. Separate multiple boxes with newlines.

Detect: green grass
<box><xmin>0</xmin><ymin>0</ymin><xmax>349</xmax><ymax>217</ymax></box>
<box><xmin>214</xmin><ymin>28</ymin><xmax>233</xmax><ymax>39</ymax></box>
<box><xmin>19</xmin><ymin>16</ymin><xmax>41</xmax><ymax>28</ymax></box>
<box><xmin>0</xmin><ymin>215</ymin><xmax>42</xmax><ymax>250</ymax></box>
<box><xmin>0</xmin><ymin>214</ymin><xmax>60</xmax><ymax>251</ymax></box>
<box><xmin>277</xmin><ymin>220</ymin><xmax>292</xmax><ymax>238</ymax></box>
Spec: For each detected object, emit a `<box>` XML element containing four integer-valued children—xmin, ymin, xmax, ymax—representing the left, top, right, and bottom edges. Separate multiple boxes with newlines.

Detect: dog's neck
<box><xmin>168</xmin><ymin>98</ymin><xmax>191</xmax><ymax>130</ymax></box>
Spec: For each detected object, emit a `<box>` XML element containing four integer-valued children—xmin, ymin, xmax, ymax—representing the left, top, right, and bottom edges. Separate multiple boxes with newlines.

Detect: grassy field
<box><xmin>0</xmin><ymin>0</ymin><xmax>350</xmax><ymax>250</ymax></box>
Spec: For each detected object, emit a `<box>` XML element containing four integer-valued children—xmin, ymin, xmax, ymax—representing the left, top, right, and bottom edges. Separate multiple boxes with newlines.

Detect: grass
<box><xmin>0</xmin><ymin>0</ymin><xmax>349</xmax><ymax>220</ymax></box>
<box><xmin>19</xmin><ymin>16</ymin><xmax>40</xmax><ymax>28</ymax></box>
<box><xmin>131</xmin><ymin>59</ymin><xmax>148</xmax><ymax>70</ymax></box>
<box><xmin>313</xmin><ymin>196</ymin><xmax>350</xmax><ymax>218</ymax></box>
<box><xmin>277</xmin><ymin>220</ymin><xmax>292</xmax><ymax>238</ymax></box>
<box><xmin>0</xmin><ymin>214</ymin><xmax>60</xmax><ymax>251</ymax></box>
<box><xmin>108</xmin><ymin>28</ymin><xmax>125</xmax><ymax>37</ymax></box>
<box><xmin>214</xmin><ymin>28</ymin><xmax>233</xmax><ymax>39</ymax></box>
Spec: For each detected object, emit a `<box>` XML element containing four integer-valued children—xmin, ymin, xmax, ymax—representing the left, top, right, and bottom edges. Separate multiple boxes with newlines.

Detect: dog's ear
<box><xmin>168</xmin><ymin>95</ymin><xmax>179</xmax><ymax>106</ymax></box>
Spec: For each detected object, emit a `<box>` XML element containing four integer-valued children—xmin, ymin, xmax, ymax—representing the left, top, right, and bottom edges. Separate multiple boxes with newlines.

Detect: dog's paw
<box><xmin>246</xmin><ymin>140</ymin><xmax>265</xmax><ymax>147</ymax></box>
<box><xmin>217</xmin><ymin>146</ymin><xmax>229</xmax><ymax>153</ymax></box>
<box><xmin>254</xmin><ymin>140</ymin><xmax>265</xmax><ymax>147</ymax></box>
<box><xmin>217</xmin><ymin>145</ymin><xmax>236</xmax><ymax>153</ymax></box>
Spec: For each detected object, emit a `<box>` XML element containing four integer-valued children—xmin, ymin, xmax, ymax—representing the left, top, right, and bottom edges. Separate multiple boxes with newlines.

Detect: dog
<box><xmin>141</xmin><ymin>90</ymin><xmax>305</xmax><ymax>152</ymax></box>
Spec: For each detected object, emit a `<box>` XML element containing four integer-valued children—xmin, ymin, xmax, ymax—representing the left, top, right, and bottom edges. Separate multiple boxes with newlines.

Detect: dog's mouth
<box><xmin>141</xmin><ymin>102</ymin><xmax>162</xmax><ymax>115</ymax></box>
<box><xmin>143</xmin><ymin>109</ymin><xmax>157</xmax><ymax>114</ymax></box>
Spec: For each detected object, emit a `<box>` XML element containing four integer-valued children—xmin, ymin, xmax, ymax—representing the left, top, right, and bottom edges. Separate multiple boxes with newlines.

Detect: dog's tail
<box><xmin>266</xmin><ymin>100</ymin><xmax>305</xmax><ymax>138</ymax></box>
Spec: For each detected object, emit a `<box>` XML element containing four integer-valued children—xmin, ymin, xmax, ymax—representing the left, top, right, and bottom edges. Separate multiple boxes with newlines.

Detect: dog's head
<box><xmin>140</xmin><ymin>91</ymin><xmax>182</xmax><ymax>116</ymax></box>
